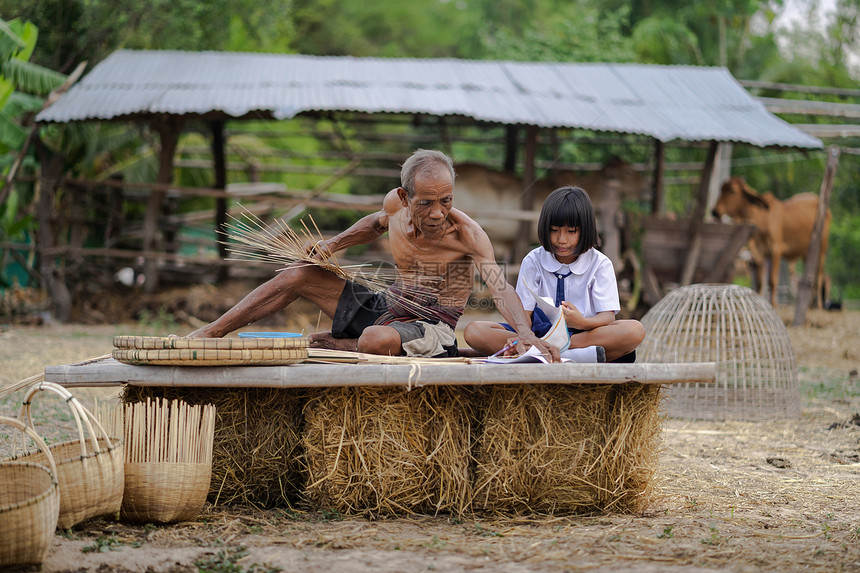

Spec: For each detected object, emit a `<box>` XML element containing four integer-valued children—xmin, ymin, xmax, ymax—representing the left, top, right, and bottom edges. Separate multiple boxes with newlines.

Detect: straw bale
<box><xmin>473</xmin><ymin>383</ymin><xmax>662</xmax><ymax>515</ymax></box>
<box><xmin>302</xmin><ymin>386</ymin><xmax>476</xmax><ymax>517</ymax></box>
<box><xmin>123</xmin><ymin>386</ymin><xmax>305</xmax><ymax>508</ymax></box>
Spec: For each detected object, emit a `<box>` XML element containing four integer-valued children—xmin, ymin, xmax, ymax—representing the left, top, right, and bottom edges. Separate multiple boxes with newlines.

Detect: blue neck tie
<box><xmin>553</xmin><ymin>270</ymin><xmax>572</xmax><ymax>307</ymax></box>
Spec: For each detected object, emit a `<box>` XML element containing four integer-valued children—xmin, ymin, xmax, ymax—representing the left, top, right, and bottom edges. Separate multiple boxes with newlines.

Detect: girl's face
<box><xmin>549</xmin><ymin>225</ymin><xmax>580</xmax><ymax>264</ymax></box>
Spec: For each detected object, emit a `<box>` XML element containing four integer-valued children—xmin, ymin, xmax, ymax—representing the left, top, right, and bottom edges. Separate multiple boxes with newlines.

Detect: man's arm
<box><xmin>311</xmin><ymin>194</ymin><xmax>394</xmax><ymax>256</ymax></box>
<box><xmin>463</xmin><ymin>220</ymin><xmax>560</xmax><ymax>362</ymax></box>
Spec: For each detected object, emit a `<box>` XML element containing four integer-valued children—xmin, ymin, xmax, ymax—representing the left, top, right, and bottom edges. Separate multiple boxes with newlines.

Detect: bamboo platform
<box><xmin>44</xmin><ymin>358</ymin><xmax>716</xmax><ymax>388</ymax></box>
<box><xmin>43</xmin><ymin>358</ymin><xmax>716</xmax><ymax>516</ymax></box>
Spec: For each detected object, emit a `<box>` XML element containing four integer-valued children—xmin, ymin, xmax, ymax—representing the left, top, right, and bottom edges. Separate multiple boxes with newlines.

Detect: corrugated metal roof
<box><xmin>35</xmin><ymin>49</ymin><xmax>822</xmax><ymax>148</ymax></box>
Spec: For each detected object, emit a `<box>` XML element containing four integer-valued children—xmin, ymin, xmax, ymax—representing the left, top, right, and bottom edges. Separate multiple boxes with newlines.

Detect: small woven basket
<box><xmin>13</xmin><ymin>382</ymin><xmax>124</xmax><ymax>529</ymax></box>
<box><xmin>122</xmin><ymin>462</ymin><xmax>213</xmax><ymax>523</ymax></box>
<box><xmin>119</xmin><ymin>397</ymin><xmax>215</xmax><ymax>523</ymax></box>
<box><xmin>112</xmin><ymin>335</ymin><xmax>309</xmax><ymax>366</ymax></box>
<box><xmin>0</xmin><ymin>416</ymin><xmax>60</xmax><ymax>567</ymax></box>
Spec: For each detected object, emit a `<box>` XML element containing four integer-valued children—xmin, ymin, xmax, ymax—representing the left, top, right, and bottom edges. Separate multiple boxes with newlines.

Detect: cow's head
<box><xmin>712</xmin><ymin>176</ymin><xmax>769</xmax><ymax>220</ymax></box>
<box><xmin>600</xmin><ymin>156</ymin><xmax>647</xmax><ymax>194</ymax></box>
<box><xmin>544</xmin><ymin>156</ymin><xmax>647</xmax><ymax>199</ymax></box>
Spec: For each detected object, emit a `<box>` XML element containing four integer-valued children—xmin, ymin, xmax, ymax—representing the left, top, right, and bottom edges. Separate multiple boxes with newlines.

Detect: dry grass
<box><xmin>474</xmin><ymin>384</ymin><xmax>662</xmax><ymax>515</ymax></box>
<box><xmin>1</xmin><ymin>310</ymin><xmax>859</xmax><ymax>572</ymax></box>
<box><xmin>122</xmin><ymin>386</ymin><xmax>307</xmax><ymax>509</ymax></box>
<box><xmin>302</xmin><ymin>386</ymin><xmax>476</xmax><ymax>517</ymax></box>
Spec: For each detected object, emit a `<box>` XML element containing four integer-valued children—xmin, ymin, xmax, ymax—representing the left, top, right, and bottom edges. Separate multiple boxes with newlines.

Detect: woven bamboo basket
<box><xmin>639</xmin><ymin>284</ymin><xmax>799</xmax><ymax>421</ymax></box>
<box><xmin>0</xmin><ymin>416</ymin><xmax>60</xmax><ymax>567</ymax></box>
<box><xmin>112</xmin><ymin>335</ymin><xmax>309</xmax><ymax>366</ymax></box>
<box><xmin>118</xmin><ymin>397</ymin><xmax>216</xmax><ymax>523</ymax></box>
<box><xmin>11</xmin><ymin>382</ymin><xmax>124</xmax><ymax>529</ymax></box>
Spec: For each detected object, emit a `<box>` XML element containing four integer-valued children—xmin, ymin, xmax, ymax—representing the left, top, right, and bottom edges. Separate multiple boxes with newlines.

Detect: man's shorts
<box><xmin>331</xmin><ymin>282</ymin><xmax>459</xmax><ymax>358</ymax></box>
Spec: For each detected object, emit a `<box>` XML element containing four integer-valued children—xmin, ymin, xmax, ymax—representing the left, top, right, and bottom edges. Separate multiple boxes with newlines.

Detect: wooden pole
<box><xmin>35</xmin><ymin>133</ymin><xmax>72</xmax><ymax>322</ymax></box>
<box><xmin>651</xmin><ymin>139</ymin><xmax>665</xmax><ymax>216</ymax></box>
<box><xmin>513</xmin><ymin>125</ymin><xmax>538</xmax><ymax>263</ymax></box>
<box><xmin>679</xmin><ymin>141</ymin><xmax>719</xmax><ymax>286</ymax></box>
<box><xmin>211</xmin><ymin>121</ymin><xmax>228</xmax><ymax>282</ymax></box>
<box><xmin>504</xmin><ymin>125</ymin><xmax>518</xmax><ymax>172</ymax></box>
<box><xmin>142</xmin><ymin>119</ymin><xmax>182</xmax><ymax>293</ymax></box>
<box><xmin>793</xmin><ymin>145</ymin><xmax>839</xmax><ymax>325</ymax></box>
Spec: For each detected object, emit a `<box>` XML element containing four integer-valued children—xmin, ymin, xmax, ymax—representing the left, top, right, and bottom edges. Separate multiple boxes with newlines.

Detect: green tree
<box><xmin>2</xmin><ymin>0</ymin><xmax>298</xmax><ymax>72</ymax></box>
<box><xmin>0</xmin><ymin>16</ymin><xmax>66</xmax><ymax>289</ymax></box>
<box><xmin>0</xmin><ymin>18</ymin><xmax>64</xmax><ymax>151</ymax></box>
<box><xmin>478</xmin><ymin>1</ymin><xmax>636</xmax><ymax>62</ymax></box>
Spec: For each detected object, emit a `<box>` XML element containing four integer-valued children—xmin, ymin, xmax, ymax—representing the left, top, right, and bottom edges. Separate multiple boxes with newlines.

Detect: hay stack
<box><xmin>474</xmin><ymin>383</ymin><xmax>662</xmax><ymax>515</ymax></box>
<box><xmin>123</xmin><ymin>386</ymin><xmax>305</xmax><ymax>508</ymax></box>
<box><xmin>302</xmin><ymin>386</ymin><xmax>475</xmax><ymax>517</ymax></box>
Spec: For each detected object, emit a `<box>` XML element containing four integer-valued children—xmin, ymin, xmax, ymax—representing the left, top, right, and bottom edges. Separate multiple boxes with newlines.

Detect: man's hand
<box><xmin>304</xmin><ymin>239</ymin><xmax>333</xmax><ymax>260</ymax></box>
<box><xmin>517</xmin><ymin>331</ymin><xmax>561</xmax><ymax>362</ymax></box>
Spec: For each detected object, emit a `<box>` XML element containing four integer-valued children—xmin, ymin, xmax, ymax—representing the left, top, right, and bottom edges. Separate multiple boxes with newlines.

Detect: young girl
<box><xmin>464</xmin><ymin>185</ymin><xmax>644</xmax><ymax>362</ymax></box>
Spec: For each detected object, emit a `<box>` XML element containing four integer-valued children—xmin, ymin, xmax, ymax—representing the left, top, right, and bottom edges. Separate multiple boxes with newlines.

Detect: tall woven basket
<box><xmin>638</xmin><ymin>284</ymin><xmax>800</xmax><ymax>421</ymax></box>
<box><xmin>118</xmin><ymin>397</ymin><xmax>216</xmax><ymax>523</ymax></box>
<box><xmin>0</xmin><ymin>416</ymin><xmax>60</xmax><ymax>567</ymax></box>
<box><xmin>14</xmin><ymin>382</ymin><xmax>124</xmax><ymax>529</ymax></box>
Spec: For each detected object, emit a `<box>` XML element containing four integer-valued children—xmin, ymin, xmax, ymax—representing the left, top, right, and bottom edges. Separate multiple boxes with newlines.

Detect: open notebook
<box><xmin>486</xmin><ymin>279</ymin><xmax>570</xmax><ymax>363</ymax></box>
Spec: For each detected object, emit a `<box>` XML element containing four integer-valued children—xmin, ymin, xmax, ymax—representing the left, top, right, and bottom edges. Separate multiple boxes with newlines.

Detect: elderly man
<box><xmin>188</xmin><ymin>149</ymin><xmax>559</xmax><ymax>361</ymax></box>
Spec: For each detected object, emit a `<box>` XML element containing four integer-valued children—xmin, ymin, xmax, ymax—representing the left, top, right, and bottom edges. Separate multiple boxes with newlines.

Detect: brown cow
<box><xmin>712</xmin><ymin>176</ymin><xmax>830</xmax><ymax>308</ymax></box>
<box><xmin>454</xmin><ymin>157</ymin><xmax>647</xmax><ymax>268</ymax></box>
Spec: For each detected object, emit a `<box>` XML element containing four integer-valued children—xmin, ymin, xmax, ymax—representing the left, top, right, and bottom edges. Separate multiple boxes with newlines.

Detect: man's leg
<box><xmin>464</xmin><ymin>321</ymin><xmax>516</xmax><ymax>355</ymax></box>
<box><xmin>355</xmin><ymin>325</ymin><xmax>403</xmax><ymax>355</ymax></box>
<box><xmin>188</xmin><ymin>263</ymin><xmax>346</xmax><ymax>338</ymax></box>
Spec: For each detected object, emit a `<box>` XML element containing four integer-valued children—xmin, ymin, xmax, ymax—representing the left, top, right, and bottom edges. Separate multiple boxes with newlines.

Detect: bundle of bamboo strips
<box><xmin>119</xmin><ymin>397</ymin><xmax>215</xmax><ymax>523</ymax></box>
<box><xmin>223</xmin><ymin>209</ymin><xmax>445</xmax><ymax>319</ymax></box>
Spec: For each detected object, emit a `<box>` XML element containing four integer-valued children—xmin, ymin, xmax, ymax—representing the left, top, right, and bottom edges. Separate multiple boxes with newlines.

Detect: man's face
<box><xmin>400</xmin><ymin>170</ymin><xmax>454</xmax><ymax>239</ymax></box>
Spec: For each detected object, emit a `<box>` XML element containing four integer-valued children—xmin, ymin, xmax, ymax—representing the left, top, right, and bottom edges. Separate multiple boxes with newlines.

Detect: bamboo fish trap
<box><xmin>116</xmin><ymin>397</ymin><xmax>216</xmax><ymax>523</ymax></box>
<box><xmin>638</xmin><ymin>284</ymin><xmax>799</xmax><ymax>421</ymax></box>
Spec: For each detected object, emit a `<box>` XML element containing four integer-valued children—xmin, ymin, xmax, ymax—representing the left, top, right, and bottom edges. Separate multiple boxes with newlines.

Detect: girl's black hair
<box><xmin>536</xmin><ymin>186</ymin><xmax>601</xmax><ymax>256</ymax></box>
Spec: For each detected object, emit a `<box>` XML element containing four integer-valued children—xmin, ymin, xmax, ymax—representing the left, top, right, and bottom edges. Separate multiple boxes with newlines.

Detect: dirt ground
<box><xmin>0</xmin><ymin>296</ymin><xmax>858</xmax><ymax>573</ymax></box>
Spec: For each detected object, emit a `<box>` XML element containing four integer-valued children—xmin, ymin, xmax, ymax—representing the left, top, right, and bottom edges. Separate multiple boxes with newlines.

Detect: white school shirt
<box><xmin>515</xmin><ymin>246</ymin><xmax>620</xmax><ymax>318</ymax></box>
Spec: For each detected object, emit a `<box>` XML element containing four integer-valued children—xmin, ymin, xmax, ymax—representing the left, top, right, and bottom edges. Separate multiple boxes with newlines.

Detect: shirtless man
<box><xmin>188</xmin><ymin>149</ymin><xmax>559</xmax><ymax>361</ymax></box>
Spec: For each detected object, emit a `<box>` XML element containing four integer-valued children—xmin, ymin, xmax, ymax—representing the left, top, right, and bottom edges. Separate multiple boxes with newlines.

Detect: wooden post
<box><xmin>504</xmin><ymin>125</ymin><xmax>518</xmax><ymax>172</ymax></box>
<box><xmin>679</xmin><ymin>141</ymin><xmax>719</xmax><ymax>286</ymax></box>
<box><xmin>211</xmin><ymin>120</ymin><xmax>229</xmax><ymax>283</ymax></box>
<box><xmin>651</xmin><ymin>139</ymin><xmax>665</xmax><ymax>216</ymax></box>
<box><xmin>513</xmin><ymin>125</ymin><xmax>538</xmax><ymax>263</ymax></box>
<box><xmin>142</xmin><ymin>119</ymin><xmax>181</xmax><ymax>293</ymax></box>
<box><xmin>35</xmin><ymin>133</ymin><xmax>72</xmax><ymax>322</ymax></box>
<box><xmin>708</xmin><ymin>142</ymin><xmax>732</xmax><ymax>218</ymax></box>
<box><xmin>793</xmin><ymin>145</ymin><xmax>839</xmax><ymax>325</ymax></box>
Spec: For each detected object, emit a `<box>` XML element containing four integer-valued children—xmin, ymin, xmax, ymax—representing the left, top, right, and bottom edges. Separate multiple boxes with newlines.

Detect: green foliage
<box><xmin>632</xmin><ymin>17</ymin><xmax>703</xmax><ymax>64</ymax></box>
<box><xmin>290</xmin><ymin>0</ymin><xmax>477</xmax><ymax>58</ymax></box>
<box><xmin>82</xmin><ymin>535</ymin><xmax>125</xmax><ymax>553</ymax></box>
<box><xmin>479</xmin><ymin>2</ymin><xmax>636</xmax><ymax>62</ymax></box>
<box><xmin>1</xmin><ymin>0</ymin><xmax>858</xmax><ymax>300</ymax></box>
<box><xmin>827</xmin><ymin>216</ymin><xmax>860</xmax><ymax>299</ymax></box>
<box><xmin>194</xmin><ymin>546</ymin><xmax>282</xmax><ymax>573</ymax></box>
<box><xmin>195</xmin><ymin>547</ymin><xmax>248</xmax><ymax>573</ymax></box>
<box><xmin>0</xmin><ymin>17</ymin><xmax>64</xmax><ymax>152</ymax></box>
